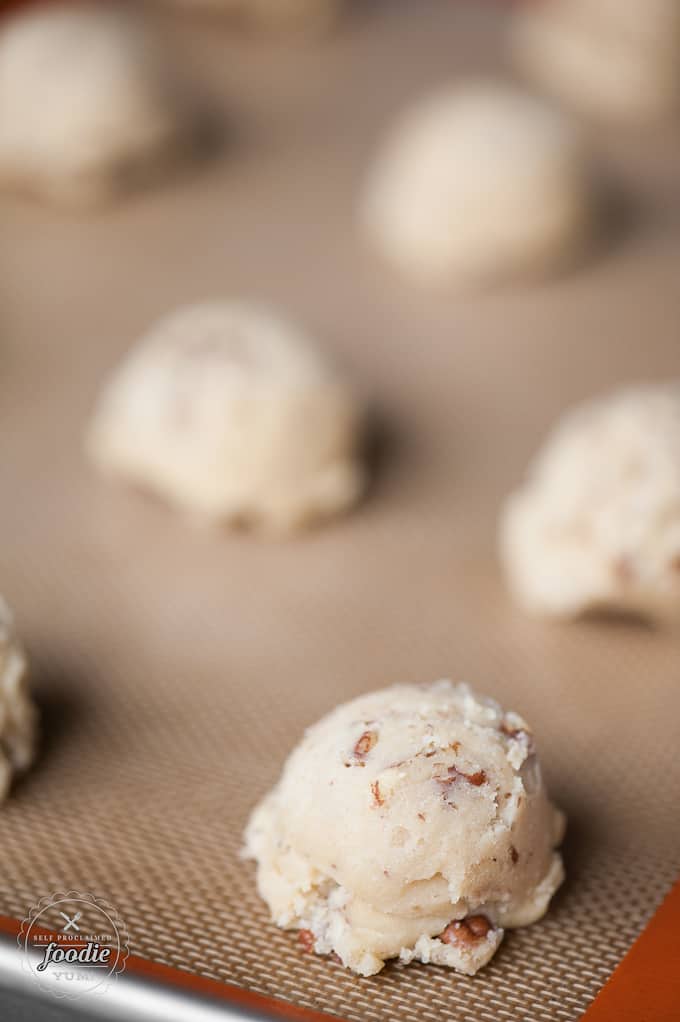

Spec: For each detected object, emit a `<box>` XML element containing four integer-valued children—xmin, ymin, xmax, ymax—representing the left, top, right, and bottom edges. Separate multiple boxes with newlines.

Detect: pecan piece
<box><xmin>500</xmin><ymin>721</ymin><xmax>535</xmax><ymax>754</ymax></box>
<box><xmin>370</xmin><ymin>780</ymin><xmax>385</xmax><ymax>807</ymax></box>
<box><xmin>440</xmin><ymin>915</ymin><xmax>492</xmax><ymax>947</ymax></box>
<box><xmin>510</xmin><ymin>844</ymin><xmax>519</xmax><ymax>865</ymax></box>
<box><xmin>463</xmin><ymin>769</ymin><xmax>487</xmax><ymax>787</ymax></box>
<box><xmin>354</xmin><ymin>730</ymin><xmax>378</xmax><ymax>758</ymax></box>
<box><xmin>438</xmin><ymin>765</ymin><xmax>487</xmax><ymax>787</ymax></box>
<box><xmin>298</xmin><ymin>929</ymin><xmax>315</xmax><ymax>953</ymax></box>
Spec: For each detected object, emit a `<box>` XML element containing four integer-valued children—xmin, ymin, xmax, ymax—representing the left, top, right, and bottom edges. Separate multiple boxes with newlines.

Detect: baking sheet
<box><xmin>1</xmin><ymin>1</ymin><xmax>680</xmax><ymax>1019</ymax></box>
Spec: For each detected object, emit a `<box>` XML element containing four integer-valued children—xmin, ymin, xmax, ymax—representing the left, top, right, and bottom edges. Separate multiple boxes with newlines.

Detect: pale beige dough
<box><xmin>361</xmin><ymin>80</ymin><xmax>592</xmax><ymax>289</ymax></box>
<box><xmin>511</xmin><ymin>0</ymin><xmax>680</xmax><ymax>123</ymax></box>
<box><xmin>501</xmin><ymin>383</ymin><xmax>680</xmax><ymax>622</ymax></box>
<box><xmin>87</xmin><ymin>301</ymin><xmax>365</xmax><ymax>532</ymax></box>
<box><xmin>244</xmin><ymin>679</ymin><xmax>565</xmax><ymax>976</ymax></box>
<box><xmin>0</xmin><ymin>597</ymin><xmax>37</xmax><ymax>796</ymax></box>
<box><xmin>0</xmin><ymin>2</ymin><xmax>203</xmax><ymax>206</ymax></box>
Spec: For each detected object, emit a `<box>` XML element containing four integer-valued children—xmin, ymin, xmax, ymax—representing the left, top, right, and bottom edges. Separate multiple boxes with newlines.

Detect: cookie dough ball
<box><xmin>0</xmin><ymin>597</ymin><xmax>37</xmax><ymax>795</ymax></box>
<box><xmin>511</xmin><ymin>0</ymin><xmax>680</xmax><ymax>123</ymax></box>
<box><xmin>361</xmin><ymin>81</ymin><xmax>592</xmax><ymax>289</ymax></box>
<box><xmin>0</xmin><ymin>2</ymin><xmax>202</xmax><ymax>206</ymax></box>
<box><xmin>163</xmin><ymin>0</ymin><xmax>340</xmax><ymax>33</ymax></box>
<box><xmin>501</xmin><ymin>383</ymin><xmax>680</xmax><ymax>622</ymax></box>
<box><xmin>245</xmin><ymin>680</ymin><xmax>565</xmax><ymax>976</ymax></box>
<box><xmin>87</xmin><ymin>302</ymin><xmax>365</xmax><ymax>532</ymax></box>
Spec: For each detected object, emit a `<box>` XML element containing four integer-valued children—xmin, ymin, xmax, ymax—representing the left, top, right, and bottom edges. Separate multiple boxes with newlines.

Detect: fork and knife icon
<box><xmin>60</xmin><ymin>911</ymin><xmax>82</xmax><ymax>933</ymax></box>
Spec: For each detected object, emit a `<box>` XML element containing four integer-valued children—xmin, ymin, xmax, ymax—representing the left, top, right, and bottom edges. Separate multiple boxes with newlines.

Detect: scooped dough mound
<box><xmin>511</xmin><ymin>0</ymin><xmax>680</xmax><ymax>123</ymax></box>
<box><xmin>361</xmin><ymin>80</ymin><xmax>592</xmax><ymax>288</ymax></box>
<box><xmin>87</xmin><ymin>301</ymin><xmax>365</xmax><ymax>532</ymax></box>
<box><xmin>244</xmin><ymin>680</ymin><xmax>565</xmax><ymax>976</ymax></box>
<box><xmin>0</xmin><ymin>597</ymin><xmax>37</xmax><ymax>795</ymax></box>
<box><xmin>0</xmin><ymin>2</ymin><xmax>202</xmax><ymax>206</ymax></box>
<box><xmin>501</xmin><ymin>383</ymin><xmax>680</xmax><ymax>622</ymax></box>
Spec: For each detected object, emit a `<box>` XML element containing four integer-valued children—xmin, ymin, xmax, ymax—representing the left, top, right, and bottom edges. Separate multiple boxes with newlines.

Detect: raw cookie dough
<box><xmin>161</xmin><ymin>0</ymin><xmax>340</xmax><ymax>33</ymax></box>
<box><xmin>244</xmin><ymin>680</ymin><xmax>565</xmax><ymax>976</ymax></box>
<box><xmin>501</xmin><ymin>383</ymin><xmax>680</xmax><ymax>622</ymax></box>
<box><xmin>361</xmin><ymin>80</ymin><xmax>592</xmax><ymax>288</ymax></box>
<box><xmin>0</xmin><ymin>597</ymin><xmax>37</xmax><ymax>796</ymax></box>
<box><xmin>0</xmin><ymin>2</ymin><xmax>203</xmax><ymax>206</ymax></box>
<box><xmin>87</xmin><ymin>301</ymin><xmax>365</xmax><ymax>532</ymax></box>
<box><xmin>511</xmin><ymin>0</ymin><xmax>680</xmax><ymax>123</ymax></box>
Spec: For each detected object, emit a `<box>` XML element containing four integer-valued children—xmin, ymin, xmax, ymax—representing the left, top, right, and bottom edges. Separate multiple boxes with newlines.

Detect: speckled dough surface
<box><xmin>500</xmin><ymin>383</ymin><xmax>680</xmax><ymax>622</ymax></box>
<box><xmin>88</xmin><ymin>302</ymin><xmax>365</xmax><ymax>531</ymax></box>
<box><xmin>245</xmin><ymin>681</ymin><xmax>564</xmax><ymax>976</ymax></box>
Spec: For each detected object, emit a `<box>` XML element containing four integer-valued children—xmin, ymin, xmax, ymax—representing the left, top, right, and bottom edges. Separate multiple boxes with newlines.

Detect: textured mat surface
<box><xmin>0</xmin><ymin>1</ymin><xmax>679</xmax><ymax>1020</ymax></box>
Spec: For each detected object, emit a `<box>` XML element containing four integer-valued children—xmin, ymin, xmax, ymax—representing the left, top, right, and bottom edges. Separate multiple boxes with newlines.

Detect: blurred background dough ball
<box><xmin>0</xmin><ymin>597</ymin><xmax>37</xmax><ymax>796</ymax></box>
<box><xmin>511</xmin><ymin>0</ymin><xmax>680</xmax><ymax>123</ymax></box>
<box><xmin>0</xmin><ymin>1</ymin><xmax>206</xmax><ymax>207</ymax></box>
<box><xmin>87</xmin><ymin>302</ymin><xmax>366</xmax><ymax>533</ymax></box>
<box><xmin>500</xmin><ymin>383</ymin><xmax>680</xmax><ymax>623</ymax></box>
<box><xmin>361</xmin><ymin>81</ymin><xmax>592</xmax><ymax>289</ymax></box>
<box><xmin>160</xmin><ymin>0</ymin><xmax>340</xmax><ymax>34</ymax></box>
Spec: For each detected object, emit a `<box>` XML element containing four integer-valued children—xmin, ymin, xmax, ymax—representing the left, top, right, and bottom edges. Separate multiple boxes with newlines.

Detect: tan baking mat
<box><xmin>1</xmin><ymin>1</ymin><xmax>680</xmax><ymax>1019</ymax></box>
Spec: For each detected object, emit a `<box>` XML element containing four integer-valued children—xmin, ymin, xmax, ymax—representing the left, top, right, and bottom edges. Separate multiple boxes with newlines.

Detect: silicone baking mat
<box><xmin>1</xmin><ymin>1</ymin><xmax>679</xmax><ymax>1019</ymax></box>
